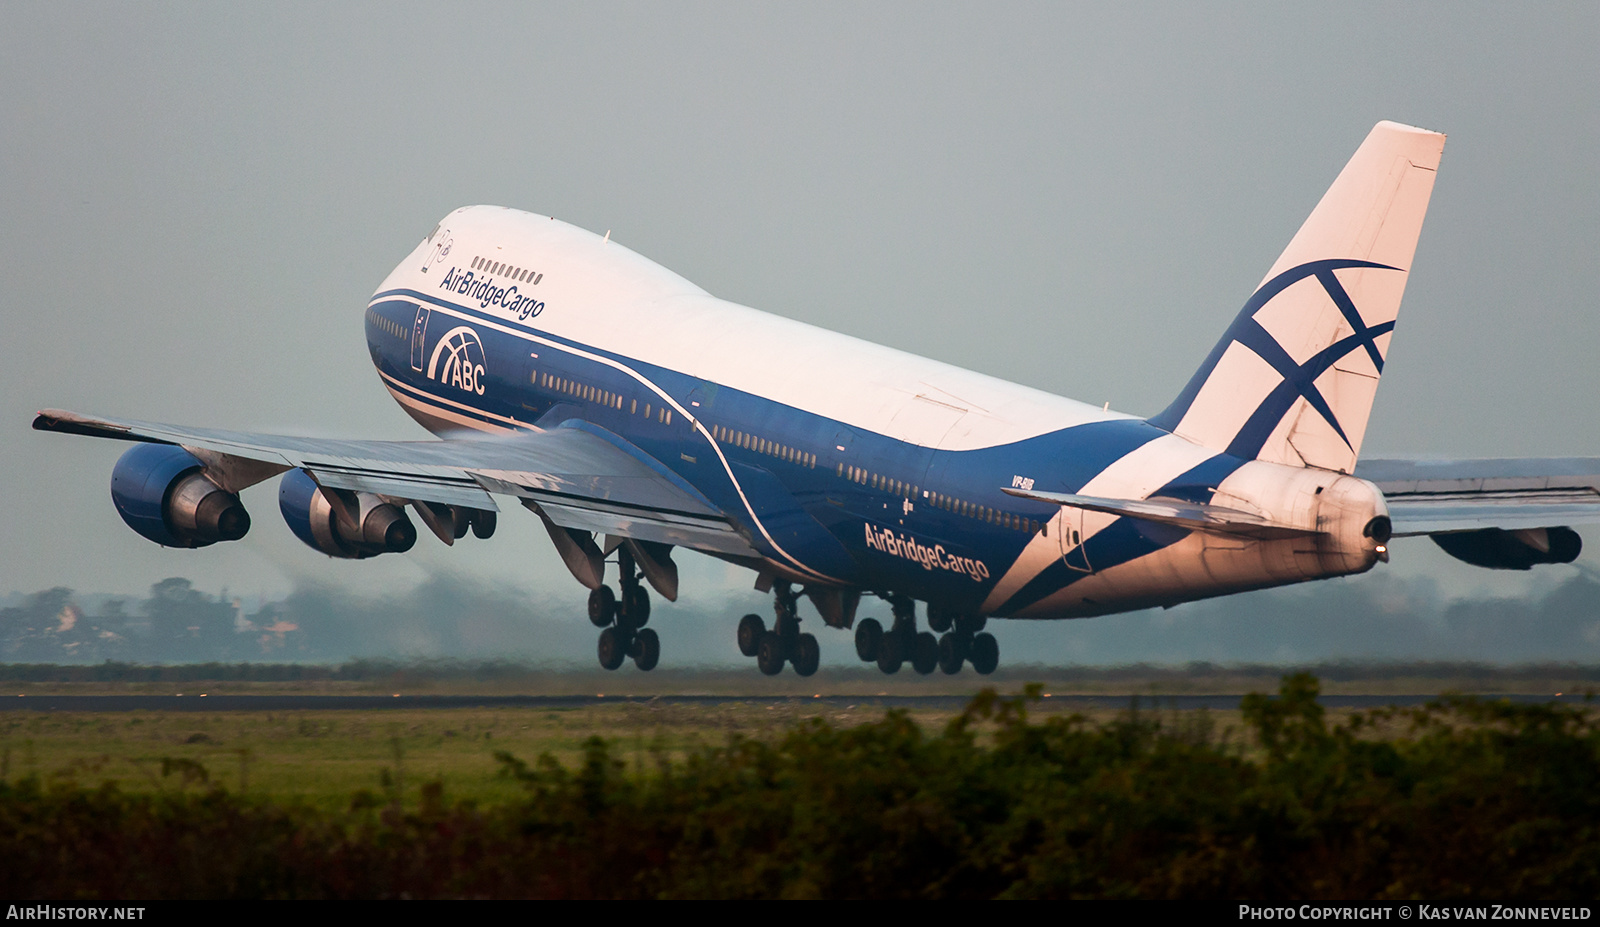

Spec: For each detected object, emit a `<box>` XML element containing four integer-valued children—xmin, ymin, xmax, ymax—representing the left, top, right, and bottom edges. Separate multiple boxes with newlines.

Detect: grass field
<box><xmin>0</xmin><ymin>695</ymin><xmax>1494</xmax><ymax>811</ymax></box>
<box><xmin>3</xmin><ymin>661</ymin><xmax>1593</xmax><ymax>813</ymax></box>
<box><xmin>0</xmin><ymin>700</ymin><xmax>1028</xmax><ymax>810</ymax></box>
<box><xmin>5</xmin><ymin>673</ymin><xmax>1598</xmax><ymax>898</ymax></box>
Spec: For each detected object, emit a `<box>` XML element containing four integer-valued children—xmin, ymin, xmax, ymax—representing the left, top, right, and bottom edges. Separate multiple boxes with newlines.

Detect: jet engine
<box><xmin>277</xmin><ymin>468</ymin><xmax>417</xmax><ymax>558</ymax></box>
<box><xmin>1431</xmin><ymin>527</ymin><xmax>1582</xmax><ymax>571</ymax></box>
<box><xmin>110</xmin><ymin>443</ymin><xmax>251</xmax><ymax>548</ymax></box>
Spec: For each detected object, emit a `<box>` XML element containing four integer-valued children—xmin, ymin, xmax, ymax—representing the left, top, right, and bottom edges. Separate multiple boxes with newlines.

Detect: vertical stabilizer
<box><xmin>1149</xmin><ymin>121</ymin><xmax>1446</xmax><ymax>473</ymax></box>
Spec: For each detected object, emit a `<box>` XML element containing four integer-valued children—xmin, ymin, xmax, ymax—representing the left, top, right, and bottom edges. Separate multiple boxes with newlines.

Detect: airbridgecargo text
<box><xmin>437</xmin><ymin>267</ymin><xmax>545</xmax><ymax>319</ymax></box>
<box><xmin>864</xmin><ymin>524</ymin><xmax>989</xmax><ymax>582</ymax></box>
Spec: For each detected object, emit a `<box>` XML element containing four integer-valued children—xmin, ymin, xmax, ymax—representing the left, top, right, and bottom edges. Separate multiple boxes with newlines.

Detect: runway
<box><xmin>0</xmin><ymin>693</ymin><xmax>1587</xmax><ymax>712</ymax></box>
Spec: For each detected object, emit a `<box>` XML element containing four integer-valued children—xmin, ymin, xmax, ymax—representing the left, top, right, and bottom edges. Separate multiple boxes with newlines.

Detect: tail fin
<box><xmin>1149</xmin><ymin>121</ymin><xmax>1446</xmax><ymax>474</ymax></box>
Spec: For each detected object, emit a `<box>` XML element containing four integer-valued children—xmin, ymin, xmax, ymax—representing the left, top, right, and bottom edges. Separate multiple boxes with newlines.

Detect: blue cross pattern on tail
<box><xmin>1152</xmin><ymin>258</ymin><xmax>1401</xmax><ymax>460</ymax></box>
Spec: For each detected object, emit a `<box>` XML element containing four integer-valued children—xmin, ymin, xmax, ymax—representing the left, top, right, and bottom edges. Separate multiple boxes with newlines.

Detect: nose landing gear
<box><xmin>589</xmin><ymin>544</ymin><xmax>658</xmax><ymax>671</ymax></box>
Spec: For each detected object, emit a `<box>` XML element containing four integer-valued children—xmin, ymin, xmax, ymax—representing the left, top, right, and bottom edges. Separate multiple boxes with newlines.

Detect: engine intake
<box><xmin>110</xmin><ymin>444</ymin><xmax>250</xmax><ymax>548</ymax></box>
<box><xmin>1431</xmin><ymin>527</ymin><xmax>1582</xmax><ymax>571</ymax></box>
<box><xmin>278</xmin><ymin>468</ymin><xmax>416</xmax><ymax>559</ymax></box>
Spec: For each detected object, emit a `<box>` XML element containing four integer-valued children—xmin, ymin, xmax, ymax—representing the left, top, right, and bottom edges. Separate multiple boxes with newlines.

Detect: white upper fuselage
<box><xmin>386</xmin><ymin>206</ymin><xmax>1132</xmax><ymax>452</ymax></box>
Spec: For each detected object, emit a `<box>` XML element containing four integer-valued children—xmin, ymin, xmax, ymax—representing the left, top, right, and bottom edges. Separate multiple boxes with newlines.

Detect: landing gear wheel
<box><xmin>633</xmin><ymin>628</ymin><xmax>660</xmax><ymax>671</ymax></box>
<box><xmin>855</xmin><ymin>618</ymin><xmax>882</xmax><ymax>662</ymax></box>
<box><xmin>737</xmin><ymin>614</ymin><xmax>766</xmax><ymax>657</ymax></box>
<box><xmin>927</xmin><ymin>604</ymin><xmax>953</xmax><ymax>634</ymax></box>
<box><xmin>625</xmin><ymin>585</ymin><xmax>651</xmax><ymax>625</ymax></box>
<box><xmin>597</xmin><ymin>627</ymin><xmax>627</xmax><ymax>671</ymax></box>
<box><xmin>876</xmin><ymin>631</ymin><xmax>904</xmax><ymax>675</ymax></box>
<box><xmin>793</xmin><ymin>633</ymin><xmax>820</xmax><ymax>677</ymax></box>
<box><xmin>588</xmin><ymin>586</ymin><xmax>617</xmax><ymax>628</ymax></box>
<box><xmin>956</xmin><ymin>614</ymin><xmax>987</xmax><ymax>635</ymax></box>
<box><xmin>757</xmin><ymin>631</ymin><xmax>787</xmax><ymax>676</ymax></box>
<box><xmin>970</xmin><ymin>632</ymin><xmax>999</xmax><ymax>675</ymax></box>
<box><xmin>937</xmin><ymin>633</ymin><xmax>964</xmax><ymax>675</ymax></box>
<box><xmin>911</xmin><ymin>631</ymin><xmax>939</xmax><ymax>675</ymax></box>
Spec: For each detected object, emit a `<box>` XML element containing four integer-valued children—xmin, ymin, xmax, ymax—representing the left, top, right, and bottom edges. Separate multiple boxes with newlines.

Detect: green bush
<box><xmin>1</xmin><ymin>675</ymin><xmax>1596</xmax><ymax>898</ymax></box>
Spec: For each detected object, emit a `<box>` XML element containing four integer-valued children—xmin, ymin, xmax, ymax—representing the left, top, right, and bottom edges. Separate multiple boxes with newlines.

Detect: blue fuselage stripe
<box><xmin>367</xmin><ymin>288</ymin><xmax>1234</xmax><ymax>615</ymax></box>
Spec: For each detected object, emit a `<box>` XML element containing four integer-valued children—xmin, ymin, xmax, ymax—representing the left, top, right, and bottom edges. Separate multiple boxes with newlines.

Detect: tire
<box><xmin>911</xmin><ymin>631</ymin><xmax>939</xmax><ymax>675</ymax></box>
<box><xmin>854</xmin><ymin>618</ymin><xmax>882</xmax><ymax>662</ymax></box>
<box><xmin>876</xmin><ymin>630</ymin><xmax>903</xmax><ymax>674</ymax></box>
<box><xmin>937</xmin><ymin>633</ymin><xmax>964</xmax><ymax>675</ymax></box>
<box><xmin>793</xmin><ymin>633</ymin><xmax>820</xmax><ymax>677</ymax></box>
<box><xmin>970</xmin><ymin>632</ymin><xmax>999</xmax><ymax>675</ymax></box>
<box><xmin>737</xmin><ymin>614</ymin><xmax>766</xmax><ymax>657</ymax></box>
<box><xmin>926</xmin><ymin>603</ymin><xmax>953</xmax><ymax>634</ymax></box>
<box><xmin>597</xmin><ymin>627</ymin><xmax>626</xmax><ymax>670</ymax></box>
<box><xmin>634</xmin><ymin>628</ymin><xmax>660</xmax><ymax>671</ymax></box>
<box><xmin>625</xmin><ymin>585</ymin><xmax>651</xmax><ymax>626</ymax></box>
<box><xmin>955</xmin><ymin>614</ymin><xmax>987</xmax><ymax>635</ymax></box>
<box><xmin>471</xmin><ymin>509</ymin><xmax>496</xmax><ymax>540</ymax></box>
<box><xmin>757</xmin><ymin>631</ymin><xmax>787</xmax><ymax>676</ymax></box>
<box><xmin>588</xmin><ymin>586</ymin><xmax>617</xmax><ymax>628</ymax></box>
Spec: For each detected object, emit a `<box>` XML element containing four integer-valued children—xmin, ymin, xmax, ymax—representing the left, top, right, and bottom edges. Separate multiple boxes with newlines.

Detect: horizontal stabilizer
<box><xmin>1001</xmin><ymin>487</ymin><xmax>1319</xmax><ymax>540</ymax></box>
<box><xmin>1358</xmin><ymin>457</ymin><xmax>1600</xmax><ymax>536</ymax></box>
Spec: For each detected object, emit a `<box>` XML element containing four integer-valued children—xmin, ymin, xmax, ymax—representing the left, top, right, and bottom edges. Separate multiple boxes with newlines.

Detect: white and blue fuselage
<box><xmin>366</xmin><ymin>205</ymin><xmax>1386</xmax><ymax>621</ymax></box>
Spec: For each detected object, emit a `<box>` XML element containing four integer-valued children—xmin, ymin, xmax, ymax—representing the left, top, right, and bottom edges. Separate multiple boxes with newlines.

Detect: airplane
<box><xmin>34</xmin><ymin>120</ymin><xmax>1600</xmax><ymax>677</ymax></box>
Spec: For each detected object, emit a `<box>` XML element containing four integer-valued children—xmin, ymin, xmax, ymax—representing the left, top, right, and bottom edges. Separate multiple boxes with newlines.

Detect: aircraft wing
<box><xmin>32</xmin><ymin>409</ymin><xmax>759</xmax><ymax>557</ymax></box>
<box><xmin>1355</xmin><ymin>457</ymin><xmax>1600</xmax><ymax>536</ymax></box>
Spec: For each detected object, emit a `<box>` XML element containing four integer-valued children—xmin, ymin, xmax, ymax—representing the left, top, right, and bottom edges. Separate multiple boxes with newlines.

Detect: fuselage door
<box><xmin>409</xmin><ymin>305</ymin><xmax>430</xmax><ymax>372</ymax></box>
<box><xmin>1058</xmin><ymin>506</ymin><xmax>1091</xmax><ymax>572</ymax></box>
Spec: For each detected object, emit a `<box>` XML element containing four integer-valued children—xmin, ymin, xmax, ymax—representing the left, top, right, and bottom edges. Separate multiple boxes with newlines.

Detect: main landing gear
<box><xmin>736</xmin><ymin>580</ymin><xmax>820</xmax><ymax>677</ymax></box>
<box><xmin>854</xmin><ymin>598</ymin><xmax>998</xmax><ymax>675</ymax></box>
<box><xmin>589</xmin><ymin>544</ymin><xmax>659</xmax><ymax>671</ymax></box>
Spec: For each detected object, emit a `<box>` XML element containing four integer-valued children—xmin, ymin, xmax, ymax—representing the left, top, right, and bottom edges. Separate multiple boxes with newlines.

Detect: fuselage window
<box><xmin>631</xmin><ymin>399</ymin><xmax>637</xmax><ymax>414</ymax></box>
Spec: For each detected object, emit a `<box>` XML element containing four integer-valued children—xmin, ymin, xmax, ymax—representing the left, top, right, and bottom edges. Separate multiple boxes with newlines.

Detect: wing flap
<box><xmin>1002</xmin><ymin>487</ymin><xmax>1319</xmax><ymax>540</ymax></box>
<box><xmin>308</xmin><ymin>468</ymin><xmax>499</xmax><ymax>511</ymax></box>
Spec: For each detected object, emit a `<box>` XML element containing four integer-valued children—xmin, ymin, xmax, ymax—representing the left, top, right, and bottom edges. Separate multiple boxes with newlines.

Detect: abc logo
<box><xmin>426</xmin><ymin>326</ymin><xmax>487</xmax><ymax>395</ymax></box>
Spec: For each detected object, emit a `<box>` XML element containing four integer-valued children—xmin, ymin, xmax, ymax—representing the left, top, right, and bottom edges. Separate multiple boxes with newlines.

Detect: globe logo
<box><xmin>426</xmin><ymin>325</ymin><xmax>487</xmax><ymax>395</ymax></box>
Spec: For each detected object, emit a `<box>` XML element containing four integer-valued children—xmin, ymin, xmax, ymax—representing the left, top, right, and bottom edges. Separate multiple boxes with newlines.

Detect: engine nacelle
<box><xmin>110</xmin><ymin>443</ymin><xmax>251</xmax><ymax>548</ymax></box>
<box><xmin>277</xmin><ymin>468</ymin><xmax>417</xmax><ymax>559</ymax></box>
<box><xmin>1432</xmin><ymin>527</ymin><xmax>1582</xmax><ymax>571</ymax></box>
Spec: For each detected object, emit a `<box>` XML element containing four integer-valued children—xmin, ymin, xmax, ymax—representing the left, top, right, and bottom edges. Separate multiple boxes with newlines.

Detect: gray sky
<box><xmin>4</xmin><ymin>3</ymin><xmax>1598</xmax><ymax>658</ymax></box>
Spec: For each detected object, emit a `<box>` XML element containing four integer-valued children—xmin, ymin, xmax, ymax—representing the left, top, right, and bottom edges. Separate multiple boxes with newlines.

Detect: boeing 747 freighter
<box><xmin>36</xmin><ymin>122</ymin><xmax>1600</xmax><ymax>676</ymax></box>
